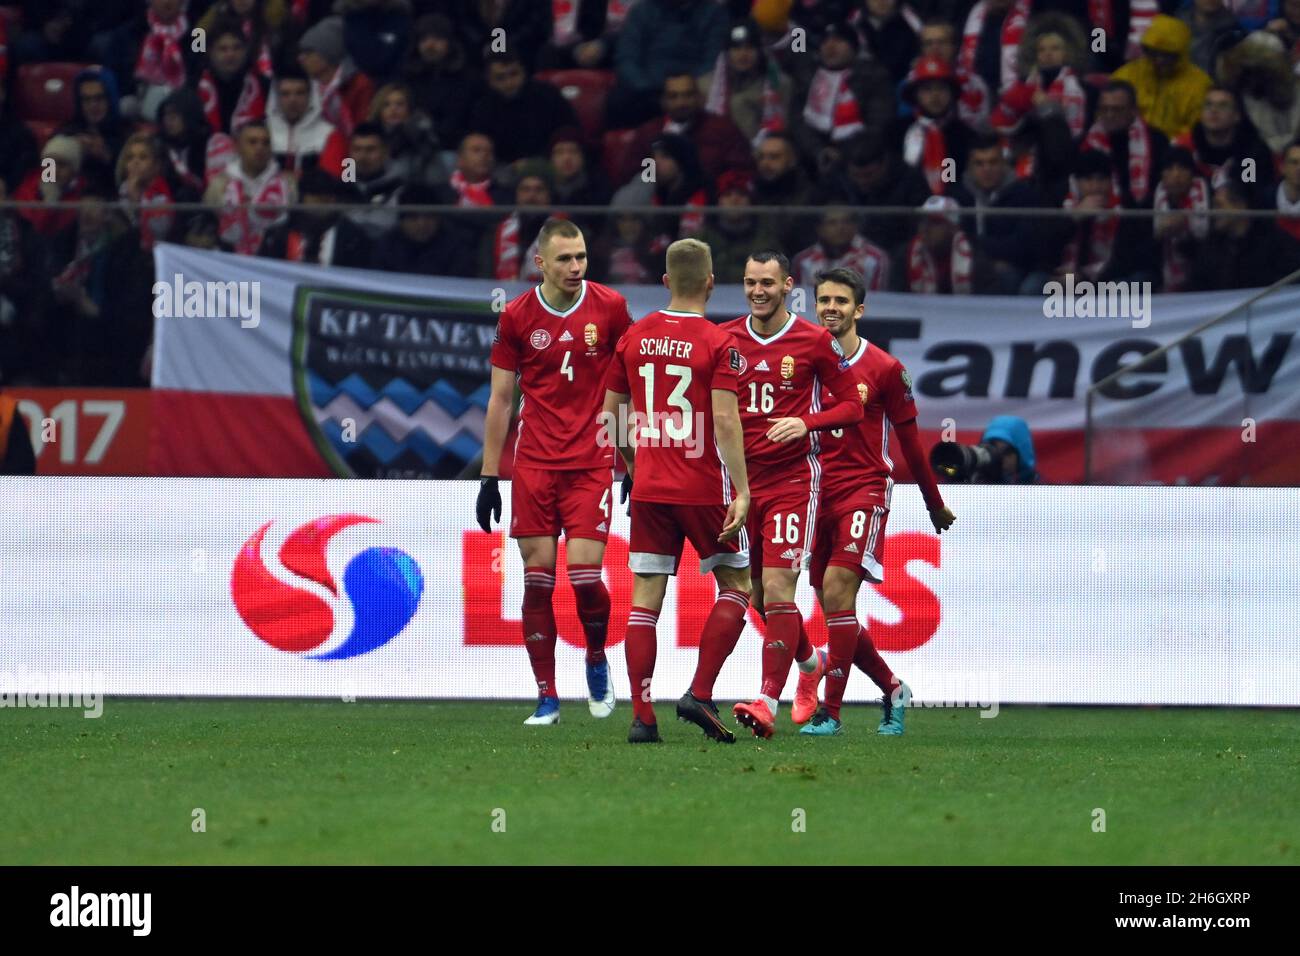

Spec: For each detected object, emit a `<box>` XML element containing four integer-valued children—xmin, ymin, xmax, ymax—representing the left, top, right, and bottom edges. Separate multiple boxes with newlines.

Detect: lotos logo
<box><xmin>232</xmin><ymin>515</ymin><xmax>423</xmax><ymax>659</ymax></box>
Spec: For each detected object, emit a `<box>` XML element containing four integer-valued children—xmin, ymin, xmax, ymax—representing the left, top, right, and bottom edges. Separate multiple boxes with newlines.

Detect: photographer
<box><xmin>932</xmin><ymin>415</ymin><xmax>1041</xmax><ymax>484</ymax></box>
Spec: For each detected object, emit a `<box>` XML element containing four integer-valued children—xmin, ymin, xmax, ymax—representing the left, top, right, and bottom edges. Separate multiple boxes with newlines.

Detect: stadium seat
<box><xmin>601</xmin><ymin>128</ymin><xmax>636</xmax><ymax>184</ymax></box>
<box><xmin>12</xmin><ymin>63</ymin><xmax>94</xmax><ymax>124</ymax></box>
<box><xmin>535</xmin><ymin>69</ymin><xmax>615</xmax><ymax>146</ymax></box>
<box><xmin>23</xmin><ymin>118</ymin><xmax>57</xmax><ymax>149</ymax></box>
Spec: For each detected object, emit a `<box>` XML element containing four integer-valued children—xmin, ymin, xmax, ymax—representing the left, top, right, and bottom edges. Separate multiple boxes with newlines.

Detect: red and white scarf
<box><xmin>1083</xmin><ymin>117</ymin><xmax>1154</xmax><ymax>204</ymax></box>
<box><xmin>957</xmin><ymin>66</ymin><xmax>990</xmax><ymax>132</ymax></box>
<box><xmin>906</xmin><ymin>230</ymin><xmax>973</xmax><ymax>293</ymax></box>
<box><xmin>1277</xmin><ymin>181</ymin><xmax>1300</xmax><ymax>240</ymax></box>
<box><xmin>135</xmin><ymin>9</ymin><xmax>188</xmax><ymax>89</ymax></box>
<box><xmin>1154</xmin><ymin>177</ymin><xmax>1209</xmax><ymax>292</ymax></box>
<box><xmin>553</xmin><ymin>0</ymin><xmax>635</xmax><ymax>43</ymax></box>
<box><xmin>451</xmin><ymin>170</ymin><xmax>494</xmax><ymax>207</ymax></box>
<box><xmin>494</xmin><ymin>214</ymin><xmax>548</xmax><ymax>281</ymax></box>
<box><xmin>802</xmin><ymin>68</ymin><xmax>864</xmax><ymax>142</ymax></box>
<box><xmin>903</xmin><ymin>115</ymin><xmax>950</xmax><ymax>194</ymax></box>
<box><xmin>991</xmin><ymin>66</ymin><xmax>1087</xmax><ymax>139</ymax></box>
<box><xmin>706</xmin><ymin>52</ymin><xmax>786</xmax><ymax>146</ymax></box>
<box><xmin>959</xmin><ymin>0</ymin><xmax>1031</xmax><ymax>93</ymax></box>
<box><xmin>314</xmin><ymin>65</ymin><xmax>355</xmax><ymax>139</ymax></box>
<box><xmin>608</xmin><ymin>245</ymin><xmax>651</xmax><ymax>284</ymax></box>
<box><xmin>1126</xmin><ymin>0</ymin><xmax>1158</xmax><ymax>61</ymax></box>
<box><xmin>198</xmin><ymin>69</ymin><xmax>266</xmax><ymax>134</ymax></box>
<box><xmin>167</xmin><ymin>144</ymin><xmax>204</xmax><ymax>194</ymax></box>
<box><xmin>1060</xmin><ymin>180</ymin><xmax>1121</xmax><ymax>280</ymax></box>
<box><xmin>217</xmin><ymin>160</ymin><xmax>289</xmax><ymax>256</ymax></box>
<box><xmin>120</xmin><ymin>175</ymin><xmax>174</xmax><ymax>250</ymax></box>
<box><xmin>794</xmin><ymin>235</ymin><xmax>891</xmax><ymax>292</ymax></box>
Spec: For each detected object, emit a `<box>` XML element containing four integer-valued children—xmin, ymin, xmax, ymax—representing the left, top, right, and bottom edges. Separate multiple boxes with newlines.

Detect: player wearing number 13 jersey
<box><xmin>602</xmin><ymin>238</ymin><xmax>754</xmax><ymax>745</ymax></box>
<box><xmin>479</xmin><ymin>219</ymin><xmax>631</xmax><ymax>727</ymax></box>
<box><xmin>800</xmin><ymin>267</ymin><xmax>956</xmax><ymax>739</ymax></box>
<box><xmin>720</xmin><ymin>252</ymin><xmax>864</xmax><ymax>740</ymax></box>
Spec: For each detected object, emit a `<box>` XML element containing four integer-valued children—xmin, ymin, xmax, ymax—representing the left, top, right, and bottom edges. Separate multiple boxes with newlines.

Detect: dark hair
<box><xmin>237</xmin><ymin>118</ymin><xmax>269</xmax><ymax>135</ymax></box>
<box><xmin>350</xmin><ymin>121</ymin><xmax>386</xmax><ymax>142</ymax></box>
<box><xmin>1102</xmin><ymin>80</ymin><xmax>1138</xmax><ymax>107</ymax></box>
<box><xmin>275</xmin><ymin>62</ymin><xmax>310</xmax><ymax>85</ymax></box>
<box><xmin>747</xmin><ymin>250</ymin><xmax>791</xmax><ymax>277</ymax></box>
<box><xmin>299</xmin><ymin>166</ymin><xmax>346</xmax><ymax>198</ymax></box>
<box><xmin>1215</xmin><ymin>178</ymin><xmax>1251</xmax><ymax>206</ymax></box>
<box><xmin>399</xmin><ymin>182</ymin><xmax>443</xmax><ymax>208</ymax></box>
<box><xmin>207</xmin><ymin>17</ymin><xmax>248</xmax><ymax>46</ymax></box>
<box><xmin>968</xmin><ymin>131</ymin><xmax>1003</xmax><ymax>155</ymax></box>
<box><xmin>537</xmin><ymin>217</ymin><xmax>582</xmax><ymax>251</ymax></box>
<box><xmin>815</xmin><ymin>267</ymin><xmax>866</xmax><ymax>308</ymax></box>
<box><xmin>484</xmin><ymin>47</ymin><xmax>523</xmax><ymax>67</ymax></box>
<box><xmin>849</xmin><ymin>134</ymin><xmax>889</xmax><ymax>167</ymax></box>
<box><xmin>1075</xmin><ymin>149</ymin><xmax>1113</xmax><ymax>179</ymax></box>
<box><xmin>1162</xmin><ymin>146</ymin><xmax>1198</xmax><ymax>173</ymax></box>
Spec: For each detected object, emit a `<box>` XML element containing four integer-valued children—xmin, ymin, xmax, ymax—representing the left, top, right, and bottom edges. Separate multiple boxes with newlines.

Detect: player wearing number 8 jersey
<box><xmin>479</xmin><ymin>218</ymin><xmax>632</xmax><ymax>726</ymax></box>
<box><xmin>717</xmin><ymin>252</ymin><xmax>865</xmax><ymax>740</ymax></box>
<box><xmin>801</xmin><ymin>267</ymin><xmax>956</xmax><ymax>738</ymax></box>
<box><xmin>602</xmin><ymin>238</ymin><xmax>754</xmax><ymax>745</ymax></box>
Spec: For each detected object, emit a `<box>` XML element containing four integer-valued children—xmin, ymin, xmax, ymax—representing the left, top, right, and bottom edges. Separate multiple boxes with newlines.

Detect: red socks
<box><xmin>854</xmin><ymin>623</ymin><xmax>897</xmax><ymax>698</ymax></box>
<box><xmin>522</xmin><ymin>567</ymin><xmax>557</xmax><ymax>698</ymax></box>
<box><xmin>568</xmin><ymin>564</ymin><xmax>610</xmax><ymax>664</ymax></box>
<box><xmin>625</xmin><ymin>605</ymin><xmax>660</xmax><ymax>724</ymax></box>
<box><xmin>690</xmin><ymin>588</ymin><xmax>749</xmax><ymax>700</ymax></box>
<box><xmin>759</xmin><ymin>602</ymin><xmax>801</xmax><ymax>700</ymax></box>
<box><xmin>823</xmin><ymin>610</ymin><xmax>860</xmax><ymax>720</ymax></box>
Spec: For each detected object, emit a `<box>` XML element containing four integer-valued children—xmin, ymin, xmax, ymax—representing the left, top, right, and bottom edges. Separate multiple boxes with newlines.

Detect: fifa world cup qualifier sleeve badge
<box><xmin>901</xmin><ymin>367</ymin><xmax>914</xmax><ymax>401</ymax></box>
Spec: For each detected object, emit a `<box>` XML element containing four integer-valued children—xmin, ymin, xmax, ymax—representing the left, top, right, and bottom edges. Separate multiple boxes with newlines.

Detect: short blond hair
<box><xmin>665</xmin><ymin>238</ymin><xmax>712</xmax><ymax>296</ymax></box>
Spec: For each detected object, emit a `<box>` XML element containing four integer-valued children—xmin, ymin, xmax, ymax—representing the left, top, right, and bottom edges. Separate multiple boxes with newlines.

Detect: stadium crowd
<box><xmin>3</xmin><ymin>0</ymin><xmax>1300</xmax><ymax>387</ymax></box>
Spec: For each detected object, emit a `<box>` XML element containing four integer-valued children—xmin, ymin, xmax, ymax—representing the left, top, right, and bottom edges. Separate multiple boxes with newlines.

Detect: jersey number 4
<box><xmin>638</xmin><ymin>364</ymin><xmax>693</xmax><ymax>440</ymax></box>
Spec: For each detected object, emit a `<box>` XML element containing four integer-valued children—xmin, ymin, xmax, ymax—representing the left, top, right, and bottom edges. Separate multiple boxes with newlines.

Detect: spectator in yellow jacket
<box><xmin>1112</xmin><ymin>15</ymin><xmax>1213</xmax><ymax>140</ymax></box>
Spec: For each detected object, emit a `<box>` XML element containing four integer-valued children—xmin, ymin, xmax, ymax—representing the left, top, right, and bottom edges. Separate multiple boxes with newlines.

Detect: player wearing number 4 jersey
<box><xmin>800</xmin><ymin>267</ymin><xmax>956</xmax><ymax>738</ymax></box>
<box><xmin>479</xmin><ymin>218</ymin><xmax>632</xmax><ymax>726</ymax></box>
<box><xmin>602</xmin><ymin>238</ymin><xmax>754</xmax><ymax>745</ymax></box>
<box><xmin>715</xmin><ymin>252</ymin><xmax>864</xmax><ymax>740</ymax></box>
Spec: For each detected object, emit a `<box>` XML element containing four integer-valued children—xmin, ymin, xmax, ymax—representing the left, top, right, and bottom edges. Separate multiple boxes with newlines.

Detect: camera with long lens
<box><xmin>930</xmin><ymin>441</ymin><xmax>1005</xmax><ymax>483</ymax></box>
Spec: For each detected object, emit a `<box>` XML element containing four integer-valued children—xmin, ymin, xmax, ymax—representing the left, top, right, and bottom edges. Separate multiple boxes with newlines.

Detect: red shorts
<box><xmin>628</xmin><ymin>500</ymin><xmax>749</xmax><ymax>575</ymax></box>
<box><xmin>809</xmin><ymin>500</ymin><xmax>889</xmax><ymax>588</ymax></box>
<box><xmin>510</xmin><ymin>465</ymin><xmax>612</xmax><ymax>541</ymax></box>
<box><xmin>746</xmin><ymin>484</ymin><xmax>820</xmax><ymax>577</ymax></box>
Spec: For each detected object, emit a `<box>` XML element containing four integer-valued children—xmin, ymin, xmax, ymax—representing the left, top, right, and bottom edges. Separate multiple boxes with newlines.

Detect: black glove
<box><xmin>476</xmin><ymin>476</ymin><xmax>502</xmax><ymax>532</ymax></box>
<box><xmin>620</xmin><ymin>473</ymin><xmax>632</xmax><ymax>514</ymax></box>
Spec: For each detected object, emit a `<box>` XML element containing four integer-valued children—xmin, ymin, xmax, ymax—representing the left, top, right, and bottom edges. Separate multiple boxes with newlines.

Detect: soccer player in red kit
<box><xmin>801</xmin><ymin>267</ymin><xmax>955</xmax><ymax>737</ymax></box>
<box><xmin>601</xmin><ymin>238</ymin><xmax>753</xmax><ymax>744</ymax></box>
<box><xmin>479</xmin><ymin>218</ymin><xmax>631</xmax><ymax>725</ymax></box>
<box><xmin>716</xmin><ymin>252</ymin><xmax>865</xmax><ymax>739</ymax></box>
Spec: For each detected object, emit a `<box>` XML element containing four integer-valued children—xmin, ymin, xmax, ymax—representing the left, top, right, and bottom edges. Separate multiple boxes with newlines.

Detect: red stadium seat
<box><xmin>536</xmin><ymin>69</ymin><xmax>616</xmax><ymax>146</ymax></box>
<box><xmin>12</xmin><ymin>63</ymin><xmax>95</xmax><ymax>124</ymax></box>
<box><xmin>23</xmin><ymin>118</ymin><xmax>57</xmax><ymax>149</ymax></box>
<box><xmin>601</xmin><ymin>128</ymin><xmax>636</xmax><ymax>184</ymax></box>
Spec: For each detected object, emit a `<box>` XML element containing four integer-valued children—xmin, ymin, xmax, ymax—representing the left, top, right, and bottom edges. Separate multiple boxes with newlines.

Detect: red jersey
<box><xmin>605</xmin><ymin>309</ymin><xmax>741</xmax><ymax>505</ymax></box>
<box><xmin>720</xmin><ymin>312</ymin><xmax>862</xmax><ymax>496</ymax></box>
<box><xmin>818</xmin><ymin>337</ymin><xmax>919</xmax><ymax>505</ymax></box>
<box><xmin>489</xmin><ymin>280</ymin><xmax>631</xmax><ymax>470</ymax></box>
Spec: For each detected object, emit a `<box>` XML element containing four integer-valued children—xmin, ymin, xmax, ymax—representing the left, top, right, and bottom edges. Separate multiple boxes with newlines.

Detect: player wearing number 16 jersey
<box><xmin>714</xmin><ymin>252</ymin><xmax>864</xmax><ymax>740</ymax></box>
<box><xmin>602</xmin><ymin>238</ymin><xmax>754</xmax><ymax>745</ymax></box>
<box><xmin>801</xmin><ymin>267</ymin><xmax>956</xmax><ymax>738</ymax></box>
<box><xmin>479</xmin><ymin>219</ymin><xmax>632</xmax><ymax>726</ymax></box>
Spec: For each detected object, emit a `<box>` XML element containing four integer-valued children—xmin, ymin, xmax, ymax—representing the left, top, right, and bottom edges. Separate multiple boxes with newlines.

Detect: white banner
<box><xmin>153</xmin><ymin>244</ymin><xmax>1300</xmax><ymax>430</ymax></box>
<box><xmin>2</xmin><ymin>478</ymin><xmax>1296</xmax><ymax>707</ymax></box>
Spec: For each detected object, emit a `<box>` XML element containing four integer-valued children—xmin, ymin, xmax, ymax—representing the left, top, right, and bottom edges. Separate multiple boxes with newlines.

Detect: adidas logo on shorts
<box><xmin>780</xmin><ymin>548</ymin><xmax>802</xmax><ymax>561</ymax></box>
<box><xmin>596</xmin><ymin>521</ymin><xmax>608</xmax><ymax>532</ymax></box>
<box><xmin>843</xmin><ymin>541</ymin><xmax>859</xmax><ymax>553</ymax></box>
<box><xmin>755</xmin><ymin>359</ymin><xmax>771</xmax><ymax>371</ymax></box>
<box><xmin>559</xmin><ymin>330</ymin><xmax>574</xmax><ymax>342</ymax></box>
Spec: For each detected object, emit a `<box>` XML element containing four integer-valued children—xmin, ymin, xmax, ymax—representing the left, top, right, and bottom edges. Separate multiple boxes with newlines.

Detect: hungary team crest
<box><xmin>291</xmin><ymin>286</ymin><xmax>499</xmax><ymax>479</ymax></box>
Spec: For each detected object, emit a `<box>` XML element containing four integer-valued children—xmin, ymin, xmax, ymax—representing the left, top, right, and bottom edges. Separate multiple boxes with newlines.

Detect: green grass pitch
<box><xmin>4</xmin><ymin>699</ymin><xmax>1297</xmax><ymax>865</ymax></box>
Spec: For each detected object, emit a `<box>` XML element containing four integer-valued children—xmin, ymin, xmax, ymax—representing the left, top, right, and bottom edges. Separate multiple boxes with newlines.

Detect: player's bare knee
<box><xmin>631</xmin><ymin>572</ymin><xmax>668</xmax><ymax>613</ymax></box>
<box><xmin>822</xmin><ymin>568</ymin><xmax>859</xmax><ymax>612</ymax></box>
<box><xmin>761</xmin><ymin>567</ymin><xmax>797</xmax><ymax>604</ymax></box>
<box><xmin>564</xmin><ymin>537</ymin><xmax>607</xmax><ymax>571</ymax></box>
<box><xmin>713</xmin><ymin>565</ymin><xmax>752</xmax><ymax>597</ymax></box>
<box><xmin>517</xmin><ymin>536</ymin><xmax>558</xmax><ymax>569</ymax></box>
